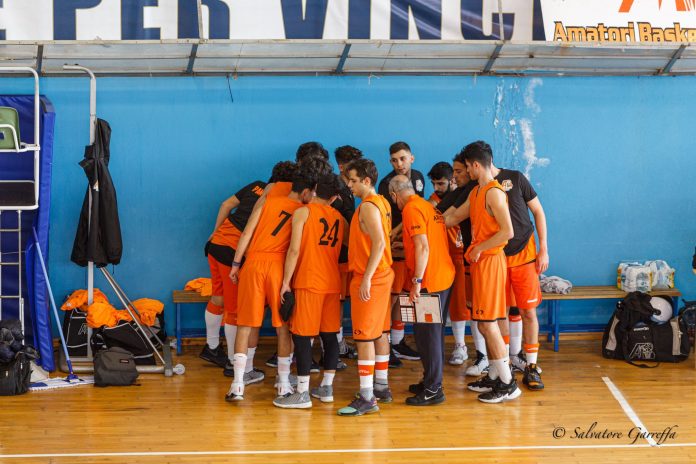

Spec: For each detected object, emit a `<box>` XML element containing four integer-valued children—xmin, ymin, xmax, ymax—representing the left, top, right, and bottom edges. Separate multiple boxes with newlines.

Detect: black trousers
<box><xmin>412</xmin><ymin>287</ymin><xmax>451</xmax><ymax>390</ymax></box>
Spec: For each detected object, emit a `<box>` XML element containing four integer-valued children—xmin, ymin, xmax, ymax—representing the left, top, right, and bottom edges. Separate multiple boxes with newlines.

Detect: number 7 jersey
<box><xmin>293</xmin><ymin>203</ymin><xmax>345</xmax><ymax>294</ymax></box>
<box><xmin>247</xmin><ymin>196</ymin><xmax>303</xmax><ymax>258</ymax></box>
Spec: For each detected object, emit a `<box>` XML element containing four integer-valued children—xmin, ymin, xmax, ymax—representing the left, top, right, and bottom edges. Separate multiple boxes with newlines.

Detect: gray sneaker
<box><xmin>243</xmin><ymin>368</ymin><xmax>265</xmax><ymax>386</ymax></box>
<box><xmin>310</xmin><ymin>385</ymin><xmax>334</xmax><ymax>403</ymax></box>
<box><xmin>273</xmin><ymin>390</ymin><xmax>312</xmax><ymax>409</ymax></box>
<box><xmin>374</xmin><ymin>387</ymin><xmax>393</xmax><ymax>403</ymax></box>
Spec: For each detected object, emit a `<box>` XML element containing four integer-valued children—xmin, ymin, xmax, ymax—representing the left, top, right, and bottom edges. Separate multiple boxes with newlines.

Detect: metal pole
<box><xmin>18</xmin><ymin>210</ymin><xmax>23</xmax><ymax>335</ymax></box>
<box><xmin>497</xmin><ymin>0</ymin><xmax>505</xmax><ymax>40</ymax></box>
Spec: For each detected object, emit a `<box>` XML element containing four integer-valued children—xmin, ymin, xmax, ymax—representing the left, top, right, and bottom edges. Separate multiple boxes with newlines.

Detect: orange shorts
<box><xmin>506</xmin><ymin>261</ymin><xmax>542</xmax><ymax>310</ymax></box>
<box><xmin>470</xmin><ymin>252</ymin><xmax>507</xmax><ymax>322</ymax></box>
<box><xmin>290</xmin><ymin>290</ymin><xmax>341</xmax><ymax>336</ymax></box>
<box><xmin>449</xmin><ymin>258</ymin><xmax>471</xmax><ymax>322</ymax></box>
<box><xmin>465</xmin><ymin>265</ymin><xmax>473</xmax><ymax>309</ymax></box>
<box><xmin>391</xmin><ymin>260</ymin><xmax>408</xmax><ymax>293</ymax></box>
<box><xmin>339</xmin><ymin>262</ymin><xmax>352</xmax><ymax>301</ymax></box>
<box><xmin>236</xmin><ymin>257</ymin><xmax>284</xmax><ymax>328</ymax></box>
<box><xmin>207</xmin><ymin>254</ymin><xmax>237</xmax><ymax>325</ymax></box>
<box><xmin>350</xmin><ymin>268</ymin><xmax>395</xmax><ymax>342</ymax></box>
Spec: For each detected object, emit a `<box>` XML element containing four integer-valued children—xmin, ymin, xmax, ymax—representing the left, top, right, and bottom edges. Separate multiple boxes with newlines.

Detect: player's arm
<box><xmin>444</xmin><ymin>200</ymin><xmax>470</xmax><ymax>228</ymax></box>
<box><xmin>466</xmin><ymin>188</ymin><xmax>513</xmax><ymax>263</ymax></box>
<box><xmin>359</xmin><ymin>202</ymin><xmax>386</xmax><ymax>302</ymax></box>
<box><xmin>527</xmin><ymin>197</ymin><xmax>549</xmax><ymax>274</ymax></box>
<box><xmin>410</xmin><ymin>234</ymin><xmax>428</xmax><ymax>303</ymax></box>
<box><xmin>280</xmin><ymin>207</ymin><xmax>309</xmax><ymax>301</ymax></box>
<box><xmin>229</xmin><ymin>203</ymin><xmax>264</xmax><ymax>283</ymax></box>
<box><xmin>210</xmin><ymin>195</ymin><xmax>240</xmax><ymax>239</ymax></box>
<box><xmin>390</xmin><ymin>222</ymin><xmax>403</xmax><ymax>242</ymax></box>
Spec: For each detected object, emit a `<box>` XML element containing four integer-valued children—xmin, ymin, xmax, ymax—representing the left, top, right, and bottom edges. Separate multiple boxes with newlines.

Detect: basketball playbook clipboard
<box><xmin>398</xmin><ymin>293</ymin><xmax>442</xmax><ymax>324</ymax></box>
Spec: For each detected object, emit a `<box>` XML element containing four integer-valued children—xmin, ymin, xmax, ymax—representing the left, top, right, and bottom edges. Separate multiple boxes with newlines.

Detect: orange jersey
<box><xmin>247</xmin><ymin>195</ymin><xmax>302</xmax><ymax>258</ymax></box>
<box><xmin>430</xmin><ymin>192</ymin><xmax>464</xmax><ymax>257</ymax></box>
<box><xmin>348</xmin><ymin>194</ymin><xmax>393</xmax><ymax>275</ymax></box>
<box><xmin>210</xmin><ymin>219</ymin><xmax>242</xmax><ymax>250</ymax></box>
<box><xmin>268</xmin><ymin>182</ymin><xmax>292</xmax><ymax>198</ymax></box>
<box><xmin>402</xmin><ymin>195</ymin><xmax>455</xmax><ymax>293</ymax></box>
<box><xmin>507</xmin><ymin>234</ymin><xmax>537</xmax><ymax>268</ymax></box>
<box><xmin>293</xmin><ymin>203</ymin><xmax>345</xmax><ymax>294</ymax></box>
<box><xmin>467</xmin><ymin>180</ymin><xmax>508</xmax><ymax>258</ymax></box>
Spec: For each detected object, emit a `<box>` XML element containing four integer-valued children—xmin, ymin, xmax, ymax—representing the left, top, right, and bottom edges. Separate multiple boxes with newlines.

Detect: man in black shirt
<box><xmin>377</xmin><ymin>141</ymin><xmax>425</xmax><ymax>365</ymax></box>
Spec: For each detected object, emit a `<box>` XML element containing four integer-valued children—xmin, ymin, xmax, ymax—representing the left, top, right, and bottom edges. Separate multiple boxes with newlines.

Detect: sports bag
<box><xmin>0</xmin><ymin>352</ymin><xmax>32</xmax><ymax>396</ymax></box>
<box><xmin>93</xmin><ymin>347</ymin><xmax>139</xmax><ymax>387</ymax></box>
<box><xmin>602</xmin><ymin>291</ymin><xmax>655</xmax><ymax>360</ymax></box>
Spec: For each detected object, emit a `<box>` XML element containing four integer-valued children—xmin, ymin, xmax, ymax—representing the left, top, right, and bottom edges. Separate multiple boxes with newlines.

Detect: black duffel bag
<box><xmin>0</xmin><ymin>352</ymin><xmax>32</xmax><ymax>396</ymax></box>
<box><xmin>93</xmin><ymin>347</ymin><xmax>139</xmax><ymax>387</ymax></box>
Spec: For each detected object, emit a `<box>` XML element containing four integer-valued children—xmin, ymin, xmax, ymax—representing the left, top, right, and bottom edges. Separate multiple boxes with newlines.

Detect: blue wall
<box><xmin>1</xmin><ymin>75</ymin><xmax>694</xmax><ymax>334</ymax></box>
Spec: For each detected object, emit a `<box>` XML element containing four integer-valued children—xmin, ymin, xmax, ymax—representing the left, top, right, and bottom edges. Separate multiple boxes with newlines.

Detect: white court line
<box><xmin>2</xmin><ymin>443</ymin><xmax>696</xmax><ymax>459</ymax></box>
<box><xmin>603</xmin><ymin>376</ymin><xmax>658</xmax><ymax>446</ymax></box>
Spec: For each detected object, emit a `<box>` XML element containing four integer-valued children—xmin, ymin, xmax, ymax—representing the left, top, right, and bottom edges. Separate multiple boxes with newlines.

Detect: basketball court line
<box><xmin>603</xmin><ymin>376</ymin><xmax>658</xmax><ymax>446</ymax></box>
<box><xmin>1</xmin><ymin>443</ymin><xmax>696</xmax><ymax>459</ymax></box>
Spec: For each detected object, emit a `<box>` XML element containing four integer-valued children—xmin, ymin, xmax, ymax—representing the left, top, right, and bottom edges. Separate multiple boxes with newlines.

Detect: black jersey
<box><xmin>377</xmin><ymin>169</ymin><xmax>425</xmax><ymax>228</ymax></box>
<box><xmin>494</xmin><ymin>169</ymin><xmax>537</xmax><ymax>256</ymax></box>
<box><xmin>227</xmin><ymin>180</ymin><xmax>267</xmax><ymax>232</ymax></box>
<box><xmin>436</xmin><ymin>180</ymin><xmax>477</xmax><ymax>253</ymax></box>
<box><xmin>333</xmin><ymin>179</ymin><xmax>355</xmax><ymax>223</ymax></box>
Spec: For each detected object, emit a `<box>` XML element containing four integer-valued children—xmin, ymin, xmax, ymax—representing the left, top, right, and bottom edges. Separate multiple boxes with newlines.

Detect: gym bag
<box><xmin>62</xmin><ymin>308</ymin><xmax>89</xmax><ymax>357</ymax></box>
<box><xmin>0</xmin><ymin>351</ymin><xmax>32</xmax><ymax>396</ymax></box>
<box><xmin>91</xmin><ymin>315</ymin><xmax>165</xmax><ymax>365</ymax></box>
<box><xmin>93</xmin><ymin>347</ymin><xmax>139</xmax><ymax>387</ymax></box>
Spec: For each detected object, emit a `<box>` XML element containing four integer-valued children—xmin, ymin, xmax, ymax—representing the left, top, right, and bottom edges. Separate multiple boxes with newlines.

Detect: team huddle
<box><xmin>202</xmin><ymin>140</ymin><xmax>549</xmax><ymax>415</ymax></box>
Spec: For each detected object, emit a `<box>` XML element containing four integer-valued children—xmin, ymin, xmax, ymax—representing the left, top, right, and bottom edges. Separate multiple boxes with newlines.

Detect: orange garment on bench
<box><xmin>184</xmin><ymin>278</ymin><xmax>213</xmax><ymax>297</ymax></box>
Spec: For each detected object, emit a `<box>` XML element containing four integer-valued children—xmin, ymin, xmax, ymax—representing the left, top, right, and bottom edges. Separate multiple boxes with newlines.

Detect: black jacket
<box><xmin>71</xmin><ymin>119</ymin><xmax>123</xmax><ymax>267</ymax></box>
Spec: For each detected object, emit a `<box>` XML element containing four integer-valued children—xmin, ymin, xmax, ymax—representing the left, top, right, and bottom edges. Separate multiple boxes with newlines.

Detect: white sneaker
<box><xmin>465</xmin><ymin>350</ymin><xmax>489</xmax><ymax>376</ymax></box>
<box><xmin>225</xmin><ymin>383</ymin><xmax>244</xmax><ymax>402</ymax></box>
<box><xmin>449</xmin><ymin>344</ymin><xmax>469</xmax><ymax>365</ymax></box>
<box><xmin>510</xmin><ymin>351</ymin><xmax>527</xmax><ymax>373</ymax></box>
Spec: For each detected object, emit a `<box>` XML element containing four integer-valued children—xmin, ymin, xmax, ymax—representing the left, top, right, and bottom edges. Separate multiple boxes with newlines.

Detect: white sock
<box><xmin>337</xmin><ymin>327</ymin><xmax>344</xmax><ymax>343</ymax></box>
<box><xmin>245</xmin><ymin>347</ymin><xmax>256</xmax><ymax>373</ymax></box>
<box><xmin>297</xmin><ymin>375</ymin><xmax>310</xmax><ymax>393</ymax></box>
<box><xmin>277</xmin><ymin>356</ymin><xmax>291</xmax><ymax>385</ymax></box>
<box><xmin>452</xmin><ymin>320</ymin><xmax>467</xmax><ymax>346</ymax></box>
<box><xmin>204</xmin><ymin>311</ymin><xmax>223</xmax><ymax>349</ymax></box>
<box><xmin>374</xmin><ymin>354</ymin><xmax>389</xmax><ymax>390</ymax></box>
<box><xmin>527</xmin><ymin>349</ymin><xmax>539</xmax><ymax>365</ymax></box>
<box><xmin>232</xmin><ymin>353</ymin><xmax>247</xmax><ymax>394</ymax></box>
<box><xmin>358</xmin><ymin>360</ymin><xmax>375</xmax><ymax>400</ymax></box>
<box><xmin>224</xmin><ymin>324</ymin><xmax>237</xmax><ymax>362</ymax></box>
<box><xmin>488</xmin><ymin>360</ymin><xmax>499</xmax><ymax>379</ymax></box>
<box><xmin>391</xmin><ymin>329</ymin><xmax>404</xmax><ymax>345</ymax></box>
<box><xmin>510</xmin><ymin>318</ymin><xmax>523</xmax><ymax>355</ymax></box>
<box><xmin>505</xmin><ymin>344</ymin><xmax>510</xmax><ymax>358</ymax></box>
<box><xmin>471</xmin><ymin>322</ymin><xmax>487</xmax><ymax>356</ymax></box>
<box><xmin>321</xmin><ymin>372</ymin><xmax>335</xmax><ymax>386</ymax></box>
<box><xmin>492</xmin><ymin>358</ymin><xmax>512</xmax><ymax>384</ymax></box>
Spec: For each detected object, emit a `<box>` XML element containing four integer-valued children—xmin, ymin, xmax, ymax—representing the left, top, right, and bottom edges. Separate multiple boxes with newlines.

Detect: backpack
<box><xmin>93</xmin><ymin>347</ymin><xmax>139</xmax><ymax>387</ymax></box>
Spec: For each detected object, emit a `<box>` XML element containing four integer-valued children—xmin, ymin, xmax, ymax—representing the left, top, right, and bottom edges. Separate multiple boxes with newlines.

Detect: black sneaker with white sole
<box><xmin>199</xmin><ymin>344</ymin><xmax>227</xmax><ymax>368</ymax></box>
<box><xmin>406</xmin><ymin>386</ymin><xmax>445</xmax><ymax>406</ymax></box>
<box><xmin>392</xmin><ymin>339</ymin><xmax>420</xmax><ymax>360</ymax></box>
<box><xmin>477</xmin><ymin>378</ymin><xmax>522</xmax><ymax>403</ymax></box>
<box><xmin>467</xmin><ymin>374</ymin><xmax>497</xmax><ymax>393</ymax></box>
<box><xmin>265</xmin><ymin>352</ymin><xmax>278</xmax><ymax>368</ymax></box>
<box><xmin>388</xmin><ymin>349</ymin><xmax>403</xmax><ymax>368</ymax></box>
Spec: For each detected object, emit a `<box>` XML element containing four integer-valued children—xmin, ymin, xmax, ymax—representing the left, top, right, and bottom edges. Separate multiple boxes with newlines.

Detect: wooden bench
<box><xmin>173</xmin><ymin>290</ymin><xmax>210</xmax><ymax>355</ymax></box>
<box><xmin>543</xmin><ymin>286</ymin><xmax>682</xmax><ymax>352</ymax></box>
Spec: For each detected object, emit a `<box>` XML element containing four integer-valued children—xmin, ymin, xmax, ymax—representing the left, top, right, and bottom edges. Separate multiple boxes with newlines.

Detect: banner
<box><xmin>0</xmin><ymin>0</ymin><xmax>694</xmax><ymax>42</ymax></box>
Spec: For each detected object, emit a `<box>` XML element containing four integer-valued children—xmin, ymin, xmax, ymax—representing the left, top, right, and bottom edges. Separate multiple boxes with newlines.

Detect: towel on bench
<box><xmin>540</xmin><ymin>275</ymin><xmax>573</xmax><ymax>294</ymax></box>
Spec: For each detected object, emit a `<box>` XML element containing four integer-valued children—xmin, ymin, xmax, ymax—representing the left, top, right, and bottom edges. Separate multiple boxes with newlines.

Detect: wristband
<box><xmin>232</xmin><ymin>261</ymin><xmax>242</xmax><ymax>267</ymax></box>
<box><xmin>412</xmin><ymin>277</ymin><xmax>423</xmax><ymax>284</ymax></box>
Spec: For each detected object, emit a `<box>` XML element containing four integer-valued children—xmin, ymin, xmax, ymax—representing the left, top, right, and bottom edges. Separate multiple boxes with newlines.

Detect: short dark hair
<box><xmin>296</xmin><ymin>141</ymin><xmax>329</xmax><ymax>162</ymax></box>
<box><xmin>269</xmin><ymin>161</ymin><xmax>297</xmax><ymax>183</ymax></box>
<box><xmin>389</xmin><ymin>141</ymin><xmax>411</xmax><ymax>155</ymax></box>
<box><xmin>427</xmin><ymin>162</ymin><xmax>453</xmax><ymax>180</ymax></box>
<box><xmin>292</xmin><ymin>156</ymin><xmax>333</xmax><ymax>193</ymax></box>
<box><xmin>334</xmin><ymin>145</ymin><xmax>363</xmax><ymax>165</ymax></box>
<box><xmin>345</xmin><ymin>158</ymin><xmax>378</xmax><ymax>187</ymax></box>
<box><xmin>459</xmin><ymin>141</ymin><xmax>493</xmax><ymax>168</ymax></box>
<box><xmin>315</xmin><ymin>174</ymin><xmax>342</xmax><ymax>200</ymax></box>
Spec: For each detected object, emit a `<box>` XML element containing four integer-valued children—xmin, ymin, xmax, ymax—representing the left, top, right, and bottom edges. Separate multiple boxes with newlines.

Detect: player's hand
<box><xmin>279</xmin><ymin>282</ymin><xmax>291</xmax><ymax>303</ymax></box>
<box><xmin>409</xmin><ymin>283</ymin><xmax>421</xmax><ymax>303</ymax></box>
<box><xmin>467</xmin><ymin>246</ymin><xmax>482</xmax><ymax>263</ymax></box>
<box><xmin>536</xmin><ymin>248</ymin><xmax>549</xmax><ymax>274</ymax></box>
<box><xmin>229</xmin><ymin>266</ymin><xmax>240</xmax><ymax>284</ymax></box>
<box><xmin>359</xmin><ymin>278</ymin><xmax>371</xmax><ymax>302</ymax></box>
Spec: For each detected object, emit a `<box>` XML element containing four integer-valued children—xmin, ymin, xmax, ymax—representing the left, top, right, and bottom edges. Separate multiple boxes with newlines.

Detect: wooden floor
<box><xmin>3</xmin><ymin>336</ymin><xmax>696</xmax><ymax>464</ymax></box>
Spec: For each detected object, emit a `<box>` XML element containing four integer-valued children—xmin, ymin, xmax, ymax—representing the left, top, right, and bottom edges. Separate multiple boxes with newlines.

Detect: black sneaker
<box><xmin>310</xmin><ymin>358</ymin><xmax>321</xmax><ymax>374</ymax></box>
<box><xmin>388</xmin><ymin>349</ymin><xmax>402</xmax><ymax>368</ymax></box>
<box><xmin>467</xmin><ymin>374</ymin><xmax>497</xmax><ymax>393</ymax></box>
<box><xmin>523</xmin><ymin>363</ymin><xmax>545</xmax><ymax>391</ymax></box>
<box><xmin>406</xmin><ymin>386</ymin><xmax>445</xmax><ymax>406</ymax></box>
<box><xmin>409</xmin><ymin>382</ymin><xmax>425</xmax><ymax>395</ymax></box>
<box><xmin>199</xmin><ymin>344</ymin><xmax>227</xmax><ymax>368</ymax></box>
<box><xmin>392</xmin><ymin>339</ymin><xmax>420</xmax><ymax>360</ymax></box>
<box><xmin>265</xmin><ymin>352</ymin><xmax>278</xmax><ymax>368</ymax></box>
<box><xmin>478</xmin><ymin>378</ymin><xmax>522</xmax><ymax>404</ymax></box>
<box><xmin>374</xmin><ymin>387</ymin><xmax>393</xmax><ymax>403</ymax></box>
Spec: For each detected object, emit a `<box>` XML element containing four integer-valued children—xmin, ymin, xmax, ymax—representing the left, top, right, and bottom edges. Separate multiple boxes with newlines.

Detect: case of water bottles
<box><xmin>617</xmin><ymin>260</ymin><xmax>675</xmax><ymax>292</ymax></box>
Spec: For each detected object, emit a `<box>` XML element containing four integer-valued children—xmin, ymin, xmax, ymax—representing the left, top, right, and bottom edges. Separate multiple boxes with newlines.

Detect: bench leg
<box><xmin>176</xmin><ymin>302</ymin><xmax>182</xmax><ymax>355</ymax></box>
<box><xmin>546</xmin><ymin>301</ymin><xmax>553</xmax><ymax>343</ymax></box>
<box><xmin>554</xmin><ymin>300</ymin><xmax>560</xmax><ymax>352</ymax></box>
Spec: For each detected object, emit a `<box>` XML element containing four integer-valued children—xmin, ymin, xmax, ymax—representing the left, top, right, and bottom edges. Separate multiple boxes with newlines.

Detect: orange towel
<box><xmin>86</xmin><ymin>301</ymin><xmax>120</xmax><ymax>328</ymax></box>
<box><xmin>61</xmin><ymin>289</ymin><xmax>109</xmax><ymax>311</ymax></box>
<box><xmin>129</xmin><ymin>298</ymin><xmax>164</xmax><ymax>326</ymax></box>
<box><xmin>86</xmin><ymin>298</ymin><xmax>164</xmax><ymax>328</ymax></box>
<box><xmin>184</xmin><ymin>278</ymin><xmax>213</xmax><ymax>297</ymax></box>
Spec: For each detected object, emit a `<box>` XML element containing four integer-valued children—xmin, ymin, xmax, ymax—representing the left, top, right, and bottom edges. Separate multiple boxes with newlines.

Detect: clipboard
<box><xmin>398</xmin><ymin>293</ymin><xmax>442</xmax><ymax>324</ymax></box>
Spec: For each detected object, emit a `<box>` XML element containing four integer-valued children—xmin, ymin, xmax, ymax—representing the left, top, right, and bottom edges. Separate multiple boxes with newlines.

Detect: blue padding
<box><xmin>0</xmin><ymin>95</ymin><xmax>55</xmax><ymax>372</ymax></box>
